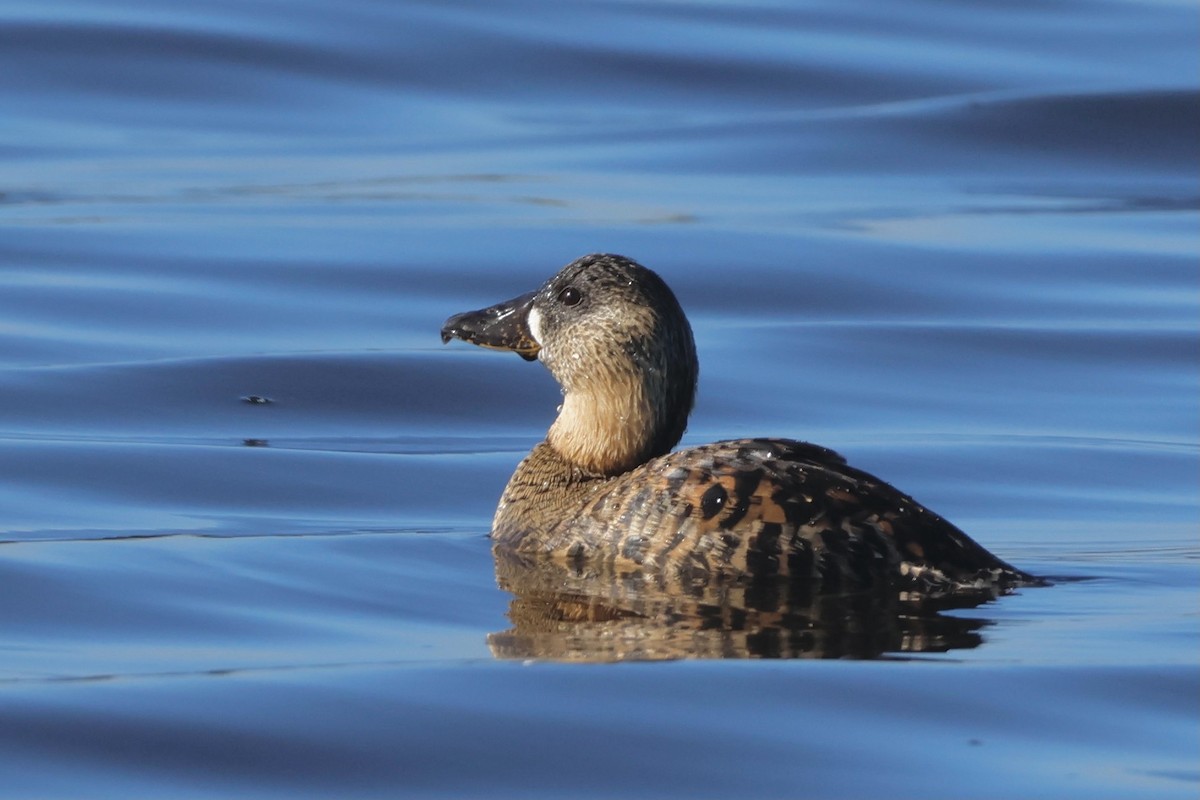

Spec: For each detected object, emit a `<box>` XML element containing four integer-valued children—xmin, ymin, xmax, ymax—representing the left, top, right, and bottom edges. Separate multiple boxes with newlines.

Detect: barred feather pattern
<box><xmin>492</xmin><ymin>437</ymin><xmax>1039</xmax><ymax>595</ymax></box>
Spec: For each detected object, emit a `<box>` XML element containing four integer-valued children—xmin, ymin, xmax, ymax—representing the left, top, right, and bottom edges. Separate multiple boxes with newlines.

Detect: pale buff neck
<box><xmin>547</xmin><ymin>376</ymin><xmax>660</xmax><ymax>476</ymax></box>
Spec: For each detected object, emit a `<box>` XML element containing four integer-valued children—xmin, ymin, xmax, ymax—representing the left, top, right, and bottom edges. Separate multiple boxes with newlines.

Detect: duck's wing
<box><xmin>567</xmin><ymin>437</ymin><xmax>1039</xmax><ymax>594</ymax></box>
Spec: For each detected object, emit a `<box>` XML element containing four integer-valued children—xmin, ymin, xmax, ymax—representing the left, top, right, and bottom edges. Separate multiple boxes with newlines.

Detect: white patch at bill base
<box><xmin>527</xmin><ymin>306</ymin><xmax>543</xmax><ymax>345</ymax></box>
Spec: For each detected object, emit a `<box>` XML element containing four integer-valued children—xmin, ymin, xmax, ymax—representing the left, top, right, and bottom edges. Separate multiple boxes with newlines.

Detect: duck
<box><xmin>441</xmin><ymin>253</ymin><xmax>1042</xmax><ymax>596</ymax></box>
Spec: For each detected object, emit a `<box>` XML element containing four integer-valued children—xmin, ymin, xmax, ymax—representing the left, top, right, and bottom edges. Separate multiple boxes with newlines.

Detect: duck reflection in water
<box><xmin>488</xmin><ymin>550</ymin><xmax>1002</xmax><ymax>660</ymax></box>
<box><xmin>441</xmin><ymin>254</ymin><xmax>1045</xmax><ymax>661</ymax></box>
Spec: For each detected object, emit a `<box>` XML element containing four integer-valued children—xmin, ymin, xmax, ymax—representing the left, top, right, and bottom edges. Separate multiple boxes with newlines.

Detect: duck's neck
<box><xmin>548</xmin><ymin>385</ymin><xmax>656</xmax><ymax>476</ymax></box>
<box><xmin>546</xmin><ymin>352</ymin><xmax>693</xmax><ymax>477</ymax></box>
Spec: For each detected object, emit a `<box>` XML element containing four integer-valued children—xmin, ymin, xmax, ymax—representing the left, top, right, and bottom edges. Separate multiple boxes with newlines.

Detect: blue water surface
<box><xmin>1</xmin><ymin>1</ymin><xmax>1197</xmax><ymax>798</ymax></box>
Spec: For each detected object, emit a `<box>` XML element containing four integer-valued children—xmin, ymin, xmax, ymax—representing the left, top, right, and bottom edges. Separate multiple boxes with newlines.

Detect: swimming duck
<box><xmin>441</xmin><ymin>254</ymin><xmax>1040</xmax><ymax>595</ymax></box>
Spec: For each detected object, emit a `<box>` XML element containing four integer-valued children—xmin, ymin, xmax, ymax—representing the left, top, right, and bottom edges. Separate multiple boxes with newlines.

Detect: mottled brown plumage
<box><xmin>442</xmin><ymin>253</ymin><xmax>1041</xmax><ymax>596</ymax></box>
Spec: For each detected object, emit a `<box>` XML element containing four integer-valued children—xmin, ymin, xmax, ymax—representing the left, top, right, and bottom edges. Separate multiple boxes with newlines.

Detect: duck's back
<box><xmin>496</xmin><ymin>438</ymin><xmax>1036</xmax><ymax>595</ymax></box>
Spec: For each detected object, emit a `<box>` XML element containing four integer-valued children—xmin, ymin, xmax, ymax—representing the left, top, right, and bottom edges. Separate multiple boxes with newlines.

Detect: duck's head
<box><xmin>442</xmin><ymin>254</ymin><xmax>698</xmax><ymax>476</ymax></box>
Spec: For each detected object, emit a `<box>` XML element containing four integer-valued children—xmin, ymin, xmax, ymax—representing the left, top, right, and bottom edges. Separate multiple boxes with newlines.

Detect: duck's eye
<box><xmin>558</xmin><ymin>287</ymin><xmax>582</xmax><ymax>307</ymax></box>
